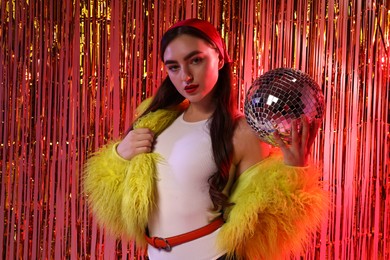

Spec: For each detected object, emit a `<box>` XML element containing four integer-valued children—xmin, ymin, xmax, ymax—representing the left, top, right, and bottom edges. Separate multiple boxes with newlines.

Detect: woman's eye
<box><xmin>191</xmin><ymin>57</ymin><xmax>203</xmax><ymax>64</ymax></box>
<box><xmin>167</xmin><ymin>65</ymin><xmax>179</xmax><ymax>72</ymax></box>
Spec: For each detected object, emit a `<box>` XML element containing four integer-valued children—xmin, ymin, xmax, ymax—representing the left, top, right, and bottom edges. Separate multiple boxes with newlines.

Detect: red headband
<box><xmin>167</xmin><ymin>18</ymin><xmax>232</xmax><ymax>63</ymax></box>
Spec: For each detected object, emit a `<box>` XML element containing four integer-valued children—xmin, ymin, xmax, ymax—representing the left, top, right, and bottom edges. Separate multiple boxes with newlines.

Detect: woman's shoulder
<box><xmin>232</xmin><ymin>112</ymin><xmax>259</xmax><ymax>142</ymax></box>
<box><xmin>232</xmin><ymin>114</ymin><xmax>271</xmax><ymax>176</ymax></box>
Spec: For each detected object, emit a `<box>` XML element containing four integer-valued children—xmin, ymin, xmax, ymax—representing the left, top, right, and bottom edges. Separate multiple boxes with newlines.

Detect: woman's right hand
<box><xmin>116</xmin><ymin>128</ymin><xmax>155</xmax><ymax>160</ymax></box>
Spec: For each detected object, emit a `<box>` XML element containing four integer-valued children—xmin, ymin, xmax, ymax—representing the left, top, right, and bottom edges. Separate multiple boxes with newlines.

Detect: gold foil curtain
<box><xmin>1</xmin><ymin>0</ymin><xmax>389</xmax><ymax>259</ymax></box>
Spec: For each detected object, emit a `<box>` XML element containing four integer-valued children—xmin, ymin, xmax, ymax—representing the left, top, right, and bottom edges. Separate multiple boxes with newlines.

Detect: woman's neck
<box><xmin>183</xmin><ymin>102</ymin><xmax>215</xmax><ymax>122</ymax></box>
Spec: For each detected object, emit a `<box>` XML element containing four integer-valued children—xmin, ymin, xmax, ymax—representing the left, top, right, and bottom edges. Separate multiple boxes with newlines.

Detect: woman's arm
<box><xmin>83</xmin><ymin>142</ymin><xmax>131</xmax><ymax>236</ymax></box>
<box><xmin>218</xmin><ymin>116</ymin><xmax>328</xmax><ymax>259</ymax></box>
<box><xmin>231</xmin><ymin>117</ymin><xmax>271</xmax><ymax>177</ymax></box>
<box><xmin>83</xmin><ymin>98</ymin><xmax>188</xmax><ymax>247</ymax></box>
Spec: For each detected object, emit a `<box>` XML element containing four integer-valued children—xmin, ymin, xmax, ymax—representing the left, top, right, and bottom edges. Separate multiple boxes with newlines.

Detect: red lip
<box><xmin>184</xmin><ymin>84</ymin><xmax>199</xmax><ymax>94</ymax></box>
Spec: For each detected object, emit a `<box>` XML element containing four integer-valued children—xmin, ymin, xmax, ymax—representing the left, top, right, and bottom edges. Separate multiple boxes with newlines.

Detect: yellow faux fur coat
<box><xmin>84</xmin><ymin>100</ymin><xmax>328</xmax><ymax>259</ymax></box>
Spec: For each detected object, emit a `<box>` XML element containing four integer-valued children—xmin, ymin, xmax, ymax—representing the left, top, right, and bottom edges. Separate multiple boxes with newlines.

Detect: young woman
<box><xmin>84</xmin><ymin>18</ymin><xmax>327</xmax><ymax>260</ymax></box>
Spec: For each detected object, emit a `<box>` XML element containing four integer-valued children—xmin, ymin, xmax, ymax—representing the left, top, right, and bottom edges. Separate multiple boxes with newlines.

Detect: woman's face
<box><xmin>163</xmin><ymin>34</ymin><xmax>223</xmax><ymax>105</ymax></box>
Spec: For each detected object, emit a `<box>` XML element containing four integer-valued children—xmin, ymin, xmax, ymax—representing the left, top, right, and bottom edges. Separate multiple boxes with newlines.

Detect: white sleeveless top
<box><xmin>147</xmin><ymin>113</ymin><xmax>225</xmax><ymax>260</ymax></box>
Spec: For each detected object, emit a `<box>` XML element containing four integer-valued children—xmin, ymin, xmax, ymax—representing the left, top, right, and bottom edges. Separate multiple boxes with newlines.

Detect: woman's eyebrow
<box><xmin>164</xmin><ymin>50</ymin><xmax>202</xmax><ymax>65</ymax></box>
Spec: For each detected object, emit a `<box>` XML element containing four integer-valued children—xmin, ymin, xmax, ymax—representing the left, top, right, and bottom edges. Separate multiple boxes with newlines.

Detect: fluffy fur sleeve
<box><xmin>83</xmin><ymin>98</ymin><xmax>189</xmax><ymax>247</ymax></box>
<box><xmin>218</xmin><ymin>152</ymin><xmax>328</xmax><ymax>259</ymax></box>
<box><xmin>83</xmin><ymin>141</ymin><xmax>161</xmax><ymax>247</ymax></box>
<box><xmin>83</xmin><ymin>142</ymin><xmax>130</xmax><ymax>237</ymax></box>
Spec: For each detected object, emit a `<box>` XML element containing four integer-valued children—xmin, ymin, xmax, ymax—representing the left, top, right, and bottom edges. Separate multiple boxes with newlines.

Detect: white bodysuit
<box><xmin>147</xmin><ymin>113</ymin><xmax>225</xmax><ymax>260</ymax></box>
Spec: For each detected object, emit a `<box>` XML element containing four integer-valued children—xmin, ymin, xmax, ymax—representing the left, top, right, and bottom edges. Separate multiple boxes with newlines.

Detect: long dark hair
<box><xmin>139</xmin><ymin>26</ymin><xmax>238</xmax><ymax>210</ymax></box>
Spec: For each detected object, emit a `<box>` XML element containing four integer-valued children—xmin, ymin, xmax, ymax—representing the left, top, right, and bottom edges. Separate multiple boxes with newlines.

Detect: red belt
<box><xmin>145</xmin><ymin>216</ymin><xmax>225</xmax><ymax>251</ymax></box>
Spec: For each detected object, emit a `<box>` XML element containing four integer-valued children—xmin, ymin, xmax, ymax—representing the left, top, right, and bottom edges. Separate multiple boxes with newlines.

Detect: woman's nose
<box><xmin>181</xmin><ymin>68</ymin><xmax>193</xmax><ymax>83</ymax></box>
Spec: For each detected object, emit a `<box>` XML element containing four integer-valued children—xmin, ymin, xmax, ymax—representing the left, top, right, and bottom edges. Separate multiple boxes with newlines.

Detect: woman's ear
<box><xmin>218</xmin><ymin>57</ymin><xmax>224</xmax><ymax>70</ymax></box>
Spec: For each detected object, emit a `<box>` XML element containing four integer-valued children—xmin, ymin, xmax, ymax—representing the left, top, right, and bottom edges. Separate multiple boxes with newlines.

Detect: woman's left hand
<box><xmin>273</xmin><ymin>115</ymin><xmax>321</xmax><ymax>167</ymax></box>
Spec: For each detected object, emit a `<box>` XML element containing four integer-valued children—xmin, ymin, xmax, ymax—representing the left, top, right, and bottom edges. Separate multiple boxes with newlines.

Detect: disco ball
<box><xmin>244</xmin><ymin>68</ymin><xmax>325</xmax><ymax>146</ymax></box>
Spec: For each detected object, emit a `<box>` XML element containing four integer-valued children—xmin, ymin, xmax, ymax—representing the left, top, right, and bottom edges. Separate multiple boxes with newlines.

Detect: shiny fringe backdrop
<box><xmin>0</xmin><ymin>0</ymin><xmax>389</xmax><ymax>259</ymax></box>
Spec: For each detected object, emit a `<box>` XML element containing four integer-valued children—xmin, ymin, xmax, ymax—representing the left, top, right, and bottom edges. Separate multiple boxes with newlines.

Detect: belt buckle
<box><xmin>154</xmin><ymin>237</ymin><xmax>172</xmax><ymax>252</ymax></box>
